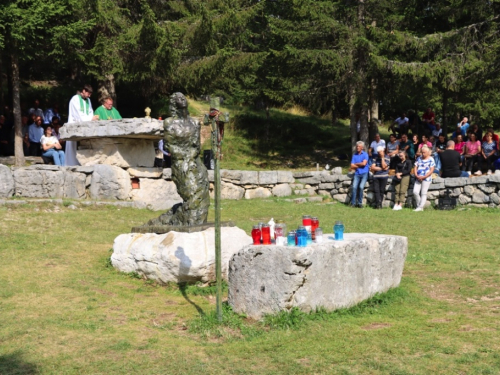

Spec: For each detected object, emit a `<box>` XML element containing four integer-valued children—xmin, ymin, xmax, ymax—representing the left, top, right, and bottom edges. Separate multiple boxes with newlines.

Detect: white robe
<box><xmin>65</xmin><ymin>94</ymin><xmax>94</xmax><ymax>166</ymax></box>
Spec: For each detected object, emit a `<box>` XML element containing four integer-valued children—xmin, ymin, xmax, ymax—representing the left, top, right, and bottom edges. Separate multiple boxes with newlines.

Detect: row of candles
<box><xmin>251</xmin><ymin>216</ymin><xmax>345</xmax><ymax>247</ymax></box>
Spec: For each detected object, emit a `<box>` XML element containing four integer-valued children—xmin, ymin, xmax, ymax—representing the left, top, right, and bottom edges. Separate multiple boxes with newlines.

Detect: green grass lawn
<box><xmin>1</xmin><ymin>200</ymin><xmax>500</xmax><ymax>374</ymax></box>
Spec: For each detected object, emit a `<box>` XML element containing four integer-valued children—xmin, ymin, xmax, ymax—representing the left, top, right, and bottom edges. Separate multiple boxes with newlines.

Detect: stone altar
<box><xmin>228</xmin><ymin>233</ymin><xmax>408</xmax><ymax>319</ymax></box>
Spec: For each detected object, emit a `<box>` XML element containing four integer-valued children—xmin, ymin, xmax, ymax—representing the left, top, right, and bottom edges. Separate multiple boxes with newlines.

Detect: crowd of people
<box><xmin>350</xmin><ymin>108</ymin><xmax>500</xmax><ymax>211</ymax></box>
<box><xmin>0</xmin><ymin>85</ymin><xmax>122</xmax><ymax>166</ymax></box>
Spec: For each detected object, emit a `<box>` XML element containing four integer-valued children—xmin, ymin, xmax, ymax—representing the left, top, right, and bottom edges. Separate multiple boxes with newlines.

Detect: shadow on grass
<box><xmin>0</xmin><ymin>352</ymin><xmax>38</xmax><ymax>375</ymax></box>
<box><xmin>178</xmin><ymin>282</ymin><xmax>206</xmax><ymax>317</ymax></box>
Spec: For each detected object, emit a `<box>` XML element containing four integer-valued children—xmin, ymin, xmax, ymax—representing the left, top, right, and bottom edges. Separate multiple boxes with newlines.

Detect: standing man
<box><xmin>66</xmin><ymin>84</ymin><xmax>99</xmax><ymax>166</ymax></box>
<box><xmin>94</xmin><ymin>96</ymin><xmax>122</xmax><ymax>120</ymax></box>
<box><xmin>440</xmin><ymin>140</ymin><xmax>469</xmax><ymax>178</ymax></box>
<box><xmin>28</xmin><ymin>116</ymin><xmax>44</xmax><ymax>156</ymax></box>
<box><xmin>350</xmin><ymin>141</ymin><xmax>369</xmax><ymax>208</ymax></box>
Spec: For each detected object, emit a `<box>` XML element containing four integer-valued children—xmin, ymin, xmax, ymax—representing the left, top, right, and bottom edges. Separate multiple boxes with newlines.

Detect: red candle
<box><xmin>251</xmin><ymin>225</ymin><xmax>262</xmax><ymax>245</ymax></box>
<box><xmin>262</xmin><ymin>224</ymin><xmax>271</xmax><ymax>245</ymax></box>
<box><xmin>311</xmin><ymin>217</ymin><xmax>319</xmax><ymax>240</ymax></box>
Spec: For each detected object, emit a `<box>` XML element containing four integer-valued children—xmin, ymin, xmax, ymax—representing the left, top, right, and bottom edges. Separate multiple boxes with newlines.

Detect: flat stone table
<box><xmin>228</xmin><ymin>233</ymin><xmax>408</xmax><ymax>319</ymax></box>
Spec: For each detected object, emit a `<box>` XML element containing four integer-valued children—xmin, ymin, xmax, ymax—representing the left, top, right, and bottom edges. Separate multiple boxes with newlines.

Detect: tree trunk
<box><xmin>11</xmin><ymin>51</ymin><xmax>24</xmax><ymax>166</ymax></box>
<box><xmin>369</xmin><ymin>78</ymin><xmax>379</xmax><ymax>121</ymax></box>
<box><xmin>98</xmin><ymin>74</ymin><xmax>117</xmax><ymax>106</ymax></box>
<box><xmin>442</xmin><ymin>89</ymin><xmax>448</xmax><ymax>135</ymax></box>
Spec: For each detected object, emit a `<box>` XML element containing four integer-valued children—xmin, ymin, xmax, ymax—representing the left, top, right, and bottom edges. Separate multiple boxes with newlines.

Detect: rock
<box><xmin>277</xmin><ymin>171</ymin><xmax>295</xmax><ymax>183</ymax></box>
<box><xmin>77</xmin><ymin>138</ymin><xmax>156</xmax><ymax>168</ymax></box>
<box><xmin>318</xmin><ymin>190</ymin><xmax>330</xmax><ymax>196</ymax></box>
<box><xmin>428</xmin><ymin>182</ymin><xmax>445</xmax><ymax>190</ymax></box>
<box><xmin>307</xmin><ymin>197</ymin><xmax>323</xmax><ymax>203</ymax></box>
<box><xmin>130</xmin><ymin>179</ymin><xmax>182</xmax><ymax>210</ymax></box>
<box><xmin>240</xmin><ymin>171</ymin><xmax>259</xmax><ymax>184</ymax></box>
<box><xmin>228</xmin><ymin>233</ymin><xmax>408</xmax><ymax>319</ymax></box>
<box><xmin>472</xmin><ymin>190</ymin><xmax>489</xmax><ymax>204</ymax></box>
<box><xmin>221</xmin><ymin>181</ymin><xmax>245</xmax><ymax>200</ymax></box>
<box><xmin>321</xmin><ymin>174</ymin><xmax>339</xmax><ymax>182</ymax></box>
<box><xmin>490</xmin><ymin>193</ymin><xmax>500</xmax><ymax>205</ymax></box>
<box><xmin>13</xmin><ymin>168</ymin><xmax>86</xmax><ymax>199</ymax></box>
<box><xmin>207</xmin><ymin>169</ymin><xmax>214</xmax><ymax>182</ymax></box>
<box><xmin>469</xmin><ymin>203</ymin><xmax>488</xmax><ymax>208</ymax></box>
<box><xmin>293</xmin><ymin>198</ymin><xmax>307</xmax><ymax>204</ymax></box>
<box><xmin>478</xmin><ymin>184</ymin><xmax>496</xmax><ymax>194</ymax></box>
<box><xmin>449</xmin><ymin>187</ymin><xmax>462</xmax><ymax>197</ymax></box>
<box><xmin>463</xmin><ymin>185</ymin><xmax>474</xmax><ymax>196</ymax></box>
<box><xmin>458</xmin><ymin>194</ymin><xmax>471</xmax><ymax>205</ymax></box>
<box><xmin>289</xmin><ymin>183</ymin><xmax>304</xmax><ymax>190</ymax></box>
<box><xmin>332</xmin><ymin>167</ymin><xmax>342</xmax><ymax>174</ymax></box>
<box><xmin>60</xmin><ymin>118</ymin><xmax>163</xmax><ymax>140</ymax></box>
<box><xmin>488</xmin><ymin>174</ymin><xmax>500</xmax><ymax>183</ymax></box>
<box><xmin>444</xmin><ymin>177</ymin><xmax>469</xmax><ymax>187</ymax></box>
<box><xmin>111</xmin><ymin>227</ymin><xmax>252</xmax><ymax>283</ymax></box>
<box><xmin>90</xmin><ymin>165</ymin><xmax>131</xmax><ymax>200</ymax></box>
<box><xmin>245</xmin><ymin>187</ymin><xmax>272</xmax><ymax>199</ymax></box>
<box><xmin>259</xmin><ymin>171</ymin><xmax>278</xmax><ymax>185</ymax></box>
<box><xmin>0</xmin><ymin>164</ymin><xmax>14</xmax><ymax>198</ymax></box>
<box><xmin>272</xmin><ymin>184</ymin><xmax>292</xmax><ymax>197</ymax></box>
<box><xmin>162</xmin><ymin>168</ymin><xmax>172</xmax><ymax>180</ymax></box>
<box><xmin>128</xmin><ymin>167</ymin><xmax>163</xmax><ymax>178</ymax></box>
<box><xmin>72</xmin><ymin>166</ymin><xmax>94</xmax><ymax>174</ymax></box>
<box><xmin>342</xmin><ymin>180</ymin><xmax>352</xmax><ymax>187</ymax></box>
<box><xmin>329</xmin><ymin>189</ymin><xmax>339</xmax><ymax>195</ymax></box>
<box><xmin>433</xmin><ymin>177</ymin><xmax>445</xmax><ymax>184</ymax></box>
<box><xmin>332</xmin><ymin>194</ymin><xmax>349</xmax><ymax>203</ymax></box>
<box><xmin>296</xmin><ymin>176</ymin><xmax>321</xmax><ymax>185</ymax></box>
<box><xmin>319</xmin><ymin>183</ymin><xmax>335</xmax><ymax>189</ymax></box>
<box><xmin>293</xmin><ymin>171</ymin><xmax>313</xmax><ymax>178</ymax></box>
<box><xmin>295</xmin><ymin>189</ymin><xmax>308</xmax><ymax>195</ymax></box>
<box><xmin>426</xmin><ymin>191</ymin><xmax>439</xmax><ymax>200</ymax></box>
<box><xmin>67</xmin><ymin>204</ymin><xmax>77</xmax><ymax>210</ymax></box>
<box><xmin>306</xmin><ymin>188</ymin><xmax>317</xmax><ymax>196</ymax></box>
<box><xmin>469</xmin><ymin>176</ymin><xmax>489</xmax><ymax>185</ymax></box>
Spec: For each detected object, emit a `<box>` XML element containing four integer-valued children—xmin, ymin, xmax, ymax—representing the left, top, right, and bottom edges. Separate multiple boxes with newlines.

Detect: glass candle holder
<box><xmin>262</xmin><ymin>224</ymin><xmax>271</xmax><ymax>245</ymax></box>
<box><xmin>334</xmin><ymin>221</ymin><xmax>344</xmax><ymax>241</ymax></box>
<box><xmin>287</xmin><ymin>231</ymin><xmax>296</xmax><ymax>247</ymax></box>
<box><xmin>251</xmin><ymin>225</ymin><xmax>261</xmax><ymax>245</ymax></box>
<box><xmin>311</xmin><ymin>217</ymin><xmax>319</xmax><ymax>240</ymax></box>
<box><xmin>315</xmin><ymin>227</ymin><xmax>323</xmax><ymax>243</ymax></box>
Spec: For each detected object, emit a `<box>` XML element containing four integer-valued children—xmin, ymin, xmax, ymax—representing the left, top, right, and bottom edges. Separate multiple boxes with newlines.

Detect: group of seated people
<box><xmin>350</xmin><ymin>118</ymin><xmax>499</xmax><ymax>211</ymax></box>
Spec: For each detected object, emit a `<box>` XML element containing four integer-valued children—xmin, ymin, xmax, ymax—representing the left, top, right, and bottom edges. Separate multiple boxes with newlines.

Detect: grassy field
<box><xmin>1</xmin><ymin>199</ymin><xmax>500</xmax><ymax>374</ymax></box>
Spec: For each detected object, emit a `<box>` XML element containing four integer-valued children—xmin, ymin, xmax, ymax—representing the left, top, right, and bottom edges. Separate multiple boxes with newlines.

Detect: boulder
<box><xmin>490</xmin><ymin>193</ymin><xmax>500</xmax><ymax>205</ymax></box>
<box><xmin>162</xmin><ymin>168</ymin><xmax>172</xmax><ymax>180</ymax></box>
<box><xmin>221</xmin><ymin>181</ymin><xmax>245</xmax><ymax>200</ymax></box>
<box><xmin>130</xmin><ymin>179</ymin><xmax>182</xmax><ymax>210</ymax></box>
<box><xmin>458</xmin><ymin>194</ymin><xmax>471</xmax><ymax>205</ymax></box>
<box><xmin>319</xmin><ymin>183</ymin><xmax>335</xmax><ymax>190</ymax></box>
<box><xmin>444</xmin><ymin>177</ymin><xmax>469</xmax><ymax>187</ymax></box>
<box><xmin>228</xmin><ymin>233</ymin><xmax>408</xmax><ymax>319</ymax></box>
<box><xmin>111</xmin><ymin>227</ymin><xmax>252</xmax><ymax>283</ymax></box>
<box><xmin>332</xmin><ymin>167</ymin><xmax>343</xmax><ymax>175</ymax></box>
<box><xmin>463</xmin><ymin>185</ymin><xmax>474</xmax><ymax>196</ymax></box>
<box><xmin>60</xmin><ymin>118</ymin><xmax>163</xmax><ymax>140</ymax></box>
<box><xmin>77</xmin><ymin>138</ymin><xmax>156</xmax><ymax>168</ymax></box>
<box><xmin>128</xmin><ymin>167</ymin><xmax>163</xmax><ymax>178</ymax></box>
<box><xmin>472</xmin><ymin>190</ymin><xmax>489</xmax><ymax>204</ymax></box>
<box><xmin>272</xmin><ymin>183</ymin><xmax>292</xmax><ymax>197</ymax></box>
<box><xmin>90</xmin><ymin>164</ymin><xmax>131</xmax><ymax>200</ymax></box>
<box><xmin>239</xmin><ymin>171</ymin><xmax>259</xmax><ymax>184</ymax></box>
<box><xmin>245</xmin><ymin>187</ymin><xmax>272</xmax><ymax>199</ymax></box>
<box><xmin>477</xmin><ymin>184</ymin><xmax>496</xmax><ymax>194</ymax></box>
<box><xmin>332</xmin><ymin>194</ymin><xmax>349</xmax><ymax>203</ymax></box>
<box><xmin>0</xmin><ymin>164</ymin><xmax>14</xmax><ymax>198</ymax></box>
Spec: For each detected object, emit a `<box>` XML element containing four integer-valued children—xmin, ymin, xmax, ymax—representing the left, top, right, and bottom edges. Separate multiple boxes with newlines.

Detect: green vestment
<box><xmin>94</xmin><ymin>105</ymin><xmax>122</xmax><ymax>120</ymax></box>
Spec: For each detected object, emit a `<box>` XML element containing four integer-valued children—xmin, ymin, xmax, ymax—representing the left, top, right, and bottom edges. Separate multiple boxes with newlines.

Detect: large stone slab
<box><xmin>111</xmin><ymin>227</ymin><xmax>252</xmax><ymax>283</ymax></box>
<box><xmin>228</xmin><ymin>233</ymin><xmax>407</xmax><ymax>319</ymax></box>
<box><xmin>90</xmin><ymin>164</ymin><xmax>131</xmax><ymax>200</ymax></box>
<box><xmin>13</xmin><ymin>167</ymin><xmax>86</xmax><ymax>198</ymax></box>
<box><xmin>77</xmin><ymin>138</ymin><xmax>155</xmax><ymax>168</ymax></box>
<box><xmin>130</xmin><ymin>179</ymin><xmax>182</xmax><ymax>210</ymax></box>
<box><xmin>60</xmin><ymin>118</ymin><xmax>163</xmax><ymax>140</ymax></box>
<box><xmin>0</xmin><ymin>164</ymin><xmax>14</xmax><ymax>198</ymax></box>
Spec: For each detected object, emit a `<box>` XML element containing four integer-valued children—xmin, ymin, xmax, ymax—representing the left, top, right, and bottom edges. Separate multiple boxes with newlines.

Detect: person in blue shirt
<box><xmin>28</xmin><ymin>115</ymin><xmax>44</xmax><ymax>156</ymax></box>
<box><xmin>350</xmin><ymin>141</ymin><xmax>369</xmax><ymax>207</ymax></box>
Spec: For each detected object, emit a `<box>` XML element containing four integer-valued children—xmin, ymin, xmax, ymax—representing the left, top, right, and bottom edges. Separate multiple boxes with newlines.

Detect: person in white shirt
<box><xmin>389</xmin><ymin>112</ymin><xmax>409</xmax><ymax>135</ymax></box>
<box><xmin>66</xmin><ymin>84</ymin><xmax>99</xmax><ymax>166</ymax></box>
<box><xmin>41</xmin><ymin>126</ymin><xmax>65</xmax><ymax>165</ymax></box>
<box><xmin>369</xmin><ymin>133</ymin><xmax>386</xmax><ymax>160</ymax></box>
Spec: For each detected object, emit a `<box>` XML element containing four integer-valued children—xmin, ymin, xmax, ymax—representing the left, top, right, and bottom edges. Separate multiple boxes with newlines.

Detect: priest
<box><xmin>66</xmin><ymin>84</ymin><xmax>98</xmax><ymax>166</ymax></box>
<box><xmin>94</xmin><ymin>96</ymin><xmax>122</xmax><ymax>120</ymax></box>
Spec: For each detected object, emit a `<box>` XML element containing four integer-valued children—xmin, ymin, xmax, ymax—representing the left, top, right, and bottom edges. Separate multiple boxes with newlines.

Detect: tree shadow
<box><xmin>0</xmin><ymin>352</ymin><xmax>38</xmax><ymax>375</ymax></box>
<box><xmin>174</xmin><ymin>246</ymin><xmax>205</xmax><ymax>317</ymax></box>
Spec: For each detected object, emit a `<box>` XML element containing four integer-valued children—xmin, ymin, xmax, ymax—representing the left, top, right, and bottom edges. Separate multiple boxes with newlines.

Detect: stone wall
<box><xmin>2</xmin><ymin>163</ymin><xmax>500</xmax><ymax>209</ymax></box>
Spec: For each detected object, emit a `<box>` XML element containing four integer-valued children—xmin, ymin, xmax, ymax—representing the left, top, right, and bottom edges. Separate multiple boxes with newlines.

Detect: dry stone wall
<box><xmin>2</xmin><ymin>163</ymin><xmax>500</xmax><ymax>209</ymax></box>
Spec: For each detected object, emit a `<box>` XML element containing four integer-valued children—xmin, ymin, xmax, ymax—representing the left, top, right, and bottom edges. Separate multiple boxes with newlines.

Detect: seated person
<box><xmin>463</xmin><ymin>133</ymin><xmax>481</xmax><ymax>174</ymax></box>
<box><xmin>422</xmin><ymin>107</ymin><xmax>436</xmax><ymax>133</ymax></box>
<box><xmin>483</xmin><ymin>127</ymin><xmax>499</xmax><ymax>149</ymax></box>
<box><xmin>470</xmin><ymin>123</ymin><xmax>482</xmax><ymax>141</ymax></box>
<box><xmin>432</xmin><ymin>123</ymin><xmax>443</xmax><ymax>138</ymax></box>
<box><xmin>389</xmin><ymin>112</ymin><xmax>409</xmax><ymax>135</ymax></box>
<box><xmin>440</xmin><ymin>140</ymin><xmax>469</xmax><ymax>178</ymax></box>
<box><xmin>386</xmin><ymin>133</ymin><xmax>400</xmax><ymax>169</ymax></box>
<box><xmin>435</xmin><ymin>134</ymin><xmax>447</xmax><ymax>153</ymax></box>
<box><xmin>41</xmin><ymin>126</ymin><xmax>65</xmax><ymax>166</ymax></box>
<box><xmin>399</xmin><ymin>134</ymin><xmax>414</xmax><ymax>162</ymax></box>
<box><xmin>477</xmin><ymin>132</ymin><xmax>498</xmax><ymax>175</ymax></box>
<box><xmin>51</xmin><ymin>117</ymin><xmax>65</xmax><ymax>150</ymax></box>
<box><xmin>454</xmin><ymin>134</ymin><xmax>466</xmax><ymax>155</ymax></box>
<box><xmin>415</xmin><ymin>134</ymin><xmax>432</xmax><ymax>158</ymax></box>
<box><xmin>452</xmin><ymin>125</ymin><xmax>467</xmax><ymax>141</ymax></box>
<box><xmin>369</xmin><ymin>133</ymin><xmax>386</xmax><ymax>161</ymax></box>
<box><xmin>457</xmin><ymin>117</ymin><xmax>470</xmax><ymax>135</ymax></box>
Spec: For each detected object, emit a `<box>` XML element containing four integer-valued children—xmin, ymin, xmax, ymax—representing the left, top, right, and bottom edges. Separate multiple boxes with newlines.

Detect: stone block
<box><xmin>469</xmin><ymin>176</ymin><xmax>489</xmax><ymax>185</ymax></box>
<box><xmin>306</xmin><ymin>188</ymin><xmax>317</xmax><ymax>196</ymax></box>
<box><xmin>332</xmin><ymin>167</ymin><xmax>342</xmax><ymax>175</ymax></box>
<box><xmin>293</xmin><ymin>171</ymin><xmax>313</xmax><ymax>178</ymax></box>
<box><xmin>469</xmin><ymin>203</ymin><xmax>488</xmax><ymax>208</ymax></box>
<box><xmin>428</xmin><ymin>182</ymin><xmax>445</xmax><ymax>190</ymax></box>
<box><xmin>342</xmin><ymin>180</ymin><xmax>352</xmax><ymax>187</ymax></box>
<box><xmin>444</xmin><ymin>177</ymin><xmax>469</xmax><ymax>187</ymax></box>
<box><xmin>472</xmin><ymin>190</ymin><xmax>489</xmax><ymax>204</ymax></box>
<box><xmin>60</xmin><ymin>118</ymin><xmax>163</xmax><ymax>140</ymax></box>
<box><xmin>111</xmin><ymin>227</ymin><xmax>252</xmax><ymax>283</ymax></box>
<box><xmin>488</xmin><ymin>174</ymin><xmax>500</xmax><ymax>183</ymax></box>
<box><xmin>228</xmin><ymin>233</ymin><xmax>408</xmax><ymax>319</ymax></box>
<box><xmin>293</xmin><ymin>198</ymin><xmax>307</xmax><ymax>204</ymax></box>
<box><xmin>245</xmin><ymin>187</ymin><xmax>272</xmax><ymax>199</ymax></box>
<box><xmin>221</xmin><ymin>169</ymin><xmax>242</xmax><ymax>182</ymax></box>
<box><xmin>162</xmin><ymin>168</ymin><xmax>172</xmax><ymax>180</ymax></box>
<box><xmin>207</xmin><ymin>169</ymin><xmax>214</xmax><ymax>182</ymax></box>
<box><xmin>296</xmin><ymin>176</ymin><xmax>321</xmax><ymax>185</ymax></box>
<box><xmin>240</xmin><ymin>171</ymin><xmax>259</xmax><ymax>184</ymax></box>
<box><xmin>259</xmin><ymin>171</ymin><xmax>278</xmax><ymax>185</ymax></box>
<box><xmin>77</xmin><ymin>138</ymin><xmax>156</xmax><ymax>168</ymax></box>
<box><xmin>458</xmin><ymin>194</ymin><xmax>471</xmax><ymax>205</ymax></box>
<box><xmin>221</xmin><ymin>182</ymin><xmax>245</xmax><ymax>200</ymax></box>
<box><xmin>289</xmin><ymin>183</ymin><xmax>304</xmax><ymax>190</ymax></box>
<box><xmin>321</xmin><ymin>174</ymin><xmax>338</xmax><ymax>183</ymax></box>
<box><xmin>73</xmin><ymin>166</ymin><xmax>94</xmax><ymax>174</ymax></box>
<box><xmin>90</xmin><ymin>164</ymin><xmax>131</xmax><ymax>200</ymax></box>
<box><xmin>26</xmin><ymin>164</ymin><xmax>60</xmax><ymax>171</ymax></box>
<box><xmin>319</xmin><ymin>183</ymin><xmax>335</xmax><ymax>190</ymax></box>
<box><xmin>463</xmin><ymin>185</ymin><xmax>474</xmax><ymax>196</ymax></box>
<box><xmin>128</xmin><ymin>167</ymin><xmax>163</xmax><ymax>178</ymax></box>
<box><xmin>63</xmin><ymin>172</ymin><xmax>87</xmax><ymax>199</ymax></box>
<box><xmin>478</xmin><ymin>184</ymin><xmax>496</xmax><ymax>194</ymax></box>
<box><xmin>318</xmin><ymin>190</ymin><xmax>330</xmax><ymax>196</ymax></box>
<box><xmin>295</xmin><ymin>189</ymin><xmax>308</xmax><ymax>195</ymax></box>
<box><xmin>130</xmin><ymin>179</ymin><xmax>182</xmax><ymax>210</ymax></box>
<box><xmin>332</xmin><ymin>194</ymin><xmax>349</xmax><ymax>203</ymax></box>
<box><xmin>490</xmin><ymin>193</ymin><xmax>500</xmax><ymax>205</ymax></box>
<box><xmin>272</xmin><ymin>184</ymin><xmax>292</xmax><ymax>197</ymax></box>
<box><xmin>277</xmin><ymin>171</ymin><xmax>295</xmax><ymax>183</ymax></box>
<box><xmin>307</xmin><ymin>197</ymin><xmax>323</xmax><ymax>203</ymax></box>
<box><xmin>0</xmin><ymin>164</ymin><xmax>14</xmax><ymax>198</ymax></box>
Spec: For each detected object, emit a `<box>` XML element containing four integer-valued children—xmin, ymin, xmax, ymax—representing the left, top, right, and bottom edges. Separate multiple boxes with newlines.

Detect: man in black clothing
<box><xmin>440</xmin><ymin>140</ymin><xmax>470</xmax><ymax>178</ymax></box>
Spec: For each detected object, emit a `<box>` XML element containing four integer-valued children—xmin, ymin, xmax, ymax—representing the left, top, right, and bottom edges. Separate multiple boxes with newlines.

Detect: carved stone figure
<box><xmin>146</xmin><ymin>93</ymin><xmax>210</xmax><ymax>226</ymax></box>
